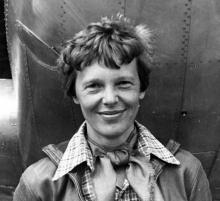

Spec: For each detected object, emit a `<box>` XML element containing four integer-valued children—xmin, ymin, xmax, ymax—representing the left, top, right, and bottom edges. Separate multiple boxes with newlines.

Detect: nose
<box><xmin>102</xmin><ymin>87</ymin><xmax>118</xmax><ymax>105</ymax></box>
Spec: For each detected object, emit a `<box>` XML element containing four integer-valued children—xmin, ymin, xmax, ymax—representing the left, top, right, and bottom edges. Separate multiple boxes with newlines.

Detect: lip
<box><xmin>98</xmin><ymin>109</ymin><xmax>126</xmax><ymax>120</ymax></box>
<box><xmin>98</xmin><ymin>109</ymin><xmax>125</xmax><ymax>115</ymax></box>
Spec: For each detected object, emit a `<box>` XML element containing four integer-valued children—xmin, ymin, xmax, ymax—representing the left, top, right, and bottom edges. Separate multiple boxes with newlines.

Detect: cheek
<box><xmin>121</xmin><ymin>91</ymin><xmax>141</xmax><ymax>106</ymax></box>
<box><xmin>77</xmin><ymin>95</ymin><xmax>100</xmax><ymax>115</ymax></box>
<box><xmin>78</xmin><ymin>101</ymin><xmax>95</xmax><ymax>122</ymax></box>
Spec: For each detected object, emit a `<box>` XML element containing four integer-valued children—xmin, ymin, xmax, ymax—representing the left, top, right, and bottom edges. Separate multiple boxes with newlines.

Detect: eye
<box><xmin>85</xmin><ymin>82</ymin><xmax>102</xmax><ymax>92</ymax></box>
<box><xmin>117</xmin><ymin>81</ymin><xmax>133</xmax><ymax>89</ymax></box>
<box><xmin>87</xmin><ymin>83</ymin><xmax>101</xmax><ymax>88</ymax></box>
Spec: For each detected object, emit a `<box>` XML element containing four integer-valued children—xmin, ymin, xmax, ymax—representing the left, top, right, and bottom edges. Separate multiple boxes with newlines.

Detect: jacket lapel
<box><xmin>42</xmin><ymin>142</ymin><xmax>85</xmax><ymax>201</ymax></box>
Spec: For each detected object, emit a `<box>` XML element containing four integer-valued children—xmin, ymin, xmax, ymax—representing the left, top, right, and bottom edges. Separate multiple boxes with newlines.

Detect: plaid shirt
<box><xmin>53</xmin><ymin>121</ymin><xmax>180</xmax><ymax>200</ymax></box>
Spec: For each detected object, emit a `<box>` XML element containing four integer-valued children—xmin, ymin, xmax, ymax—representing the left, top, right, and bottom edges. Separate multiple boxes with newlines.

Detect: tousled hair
<box><xmin>57</xmin><ymin>14</ymin><xmax>155</xmax><ymax>97</ymax></box>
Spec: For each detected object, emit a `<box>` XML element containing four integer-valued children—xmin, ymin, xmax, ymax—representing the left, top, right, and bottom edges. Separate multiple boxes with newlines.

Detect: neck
<box><xmin>86</xmin><ymin>123</ymin><xmax>135</xmax><ymax>149</ymax></box>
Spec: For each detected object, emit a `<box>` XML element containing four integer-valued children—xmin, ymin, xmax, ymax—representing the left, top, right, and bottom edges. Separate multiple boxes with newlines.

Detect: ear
<box><xmin>73</xmin><ymin>96</ymin><xmax>79</xmax><ymax>104</ymax></box>
<box><xmin>139</xmin><ymin>91</ymin><xmax>145</xmax><ymax>100</ymax></box>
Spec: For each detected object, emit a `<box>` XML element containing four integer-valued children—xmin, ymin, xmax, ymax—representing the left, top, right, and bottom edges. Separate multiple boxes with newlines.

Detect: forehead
<box><xmin>76</xmin><ymin>59</ymin><xmax>138</xmax><ymax>82</ymax></box>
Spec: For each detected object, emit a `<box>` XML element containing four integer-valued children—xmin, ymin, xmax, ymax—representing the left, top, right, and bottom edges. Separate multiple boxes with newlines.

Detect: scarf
<box><xmin>87</xmin><ymin>127</ymin><xmax>157</xmax><ymax>201</ymax></box>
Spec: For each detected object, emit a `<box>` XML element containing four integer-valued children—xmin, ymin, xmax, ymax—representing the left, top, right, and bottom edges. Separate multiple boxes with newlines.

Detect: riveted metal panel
<box><xmin>13</xmin><ymin>0</ymin><xmax>126</xmax><ymax>50</ymax></box>
<box><xmin>126</xmin><ymin>0</ymin><xmax>189</xmax><ymax>143</ymax></box>
<box><xmin>177</xmin><ymin>0</ymin><xmax>220</xmax><ymax>152</ymax></box>
<box><xmin>176</xmin><ymin>1</ymin><xmax>220</xmax><ymax>199</ymax></box>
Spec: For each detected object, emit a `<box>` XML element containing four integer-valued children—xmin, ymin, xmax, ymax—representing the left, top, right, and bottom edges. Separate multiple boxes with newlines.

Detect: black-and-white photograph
<box><xmin>0</xmin><ymin>0</ymin><xmax>219</xmax><ymax>200</ymax></box>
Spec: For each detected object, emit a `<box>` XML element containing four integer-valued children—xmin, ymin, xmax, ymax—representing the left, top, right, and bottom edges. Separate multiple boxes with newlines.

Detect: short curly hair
<box><xmin>57</xmin><ymin>14</ymin><xmax>155</xmax><ymax>98</ymax></box>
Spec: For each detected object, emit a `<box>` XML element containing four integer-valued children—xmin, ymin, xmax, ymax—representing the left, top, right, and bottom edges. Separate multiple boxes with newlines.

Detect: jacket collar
<box><xmin>52</xmin><ymin>121</ymin><xmax>180</xmax><ymax>181</ymax></box>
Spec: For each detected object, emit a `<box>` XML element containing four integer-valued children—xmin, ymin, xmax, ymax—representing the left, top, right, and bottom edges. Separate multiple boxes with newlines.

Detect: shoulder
<box><xmin>160</xmin><ymin>147</ymin><xmax>211</xmax><ymax>200</ymax></box>
<box><xmin>175</xmin><ymin>148</ymin><xmax>203</xmax><ymax>172</ymax></box>
<box><xmin>176</xmin><ymin>148</ymin><xmax>212</xmax><ymax>200</ymax></box>
<box><xmin>22</xmin><ymin>157</ymin><xmax>58</xmax><ymax>192</ymax></box>
<box><xmin>23</xmin><ymin>157</ymin><xmax>57</xmax><ymax>184</ymax></box>
<box><xmin>163</xmin><ymin>147</ymin><xmax>205</xmax><ymax>184</ymax></box>
<box><xmin>162</xmin><ymin>139</ymin><xmax>203</xmax><ymax>175</ymax></box>
<box><xmin>13</xmin><ymin>157</ymin><xmax>58</xmax><ymax>201</ymax></box>
<box><xmin>13</xmin><ymin>142</ymin><xmax>69</xmax><ymax>201</ymax></box>
<box><xmin>22</xmin><ymin>140</ymin><xmax>69</xmax><ymax>187</ymax></box>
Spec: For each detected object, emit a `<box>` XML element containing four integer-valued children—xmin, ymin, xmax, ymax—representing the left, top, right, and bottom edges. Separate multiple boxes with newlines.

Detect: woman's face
<box><xmin>74</xmin><ymin>59</ymin><xmax>145</xmax><ymax>146</ymax></box>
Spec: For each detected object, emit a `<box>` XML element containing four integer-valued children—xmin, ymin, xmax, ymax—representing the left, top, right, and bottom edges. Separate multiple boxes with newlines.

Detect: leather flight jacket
<box><xmin>13</xmin><ymin>139</ymin><xmax>212</xmax><ymax>201</ymax></box>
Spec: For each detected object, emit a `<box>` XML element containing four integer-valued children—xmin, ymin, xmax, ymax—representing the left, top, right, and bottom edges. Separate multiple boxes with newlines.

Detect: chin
<box><xmin>97</xmin><ymin>122</ymin><xmax>131</xmax><ymax>138</ymax></box>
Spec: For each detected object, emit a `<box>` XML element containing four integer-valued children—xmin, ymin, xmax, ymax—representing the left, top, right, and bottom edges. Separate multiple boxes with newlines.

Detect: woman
<box><xmin>13</xmin><ymin>15</ymin><xmax>211</xmax><ymax>201</ymax></box>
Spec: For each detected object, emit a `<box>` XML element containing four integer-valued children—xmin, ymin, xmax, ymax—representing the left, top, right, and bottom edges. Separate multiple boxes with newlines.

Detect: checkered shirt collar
<box><xmin>52</xmin><ymin>121</ymin><xmax>180</xmax><ymax>181</ymax></box>
<box><xmin>135</xmin><ymin>122</ymin><xmax>180</xmax><ymax>165</ymax></box>
<box><xmin>52</xmin><ymin>122</ymin><xmax>93</xmax><ymax>181</ymax></box>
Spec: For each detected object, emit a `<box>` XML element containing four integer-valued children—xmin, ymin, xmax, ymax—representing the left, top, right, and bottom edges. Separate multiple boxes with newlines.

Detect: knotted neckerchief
<box><xmin>87</xmin><ymin>127</ymin><xmax>158</xmax><ymax>201</ymax></box>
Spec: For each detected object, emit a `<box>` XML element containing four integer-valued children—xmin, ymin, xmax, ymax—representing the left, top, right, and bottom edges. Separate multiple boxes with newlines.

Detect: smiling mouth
<box><xmin>98</xmin><ymin>109</ymin><xmax>125</xmax><ymax>117</ymax></box>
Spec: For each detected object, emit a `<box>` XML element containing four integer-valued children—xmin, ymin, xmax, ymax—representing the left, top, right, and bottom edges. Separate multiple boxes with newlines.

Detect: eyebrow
<box><xmin>83</xmin><ymin>76</ymin><xmax>136</xmax><ymax>85</ymax></box>
<box><xmin>82</xmin><ymin>79</ymin><xmax>103</xmax><ymax>87</ymax></box>
<box><xmin>115</xmin><ymin>76</ymin><xmax>136</xmax><ymax>81</ymax></box>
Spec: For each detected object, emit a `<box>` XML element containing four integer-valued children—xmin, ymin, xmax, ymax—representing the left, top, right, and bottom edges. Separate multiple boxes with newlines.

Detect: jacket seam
<box><xmin>189</xmin><ymin>162</ymin><xmax>202</xmax><ymax>200</ymax></box>
<box><xmin>42</xmin><ymin>145</ymin><xmax>63</xmax><ymax>166</ymax></box>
